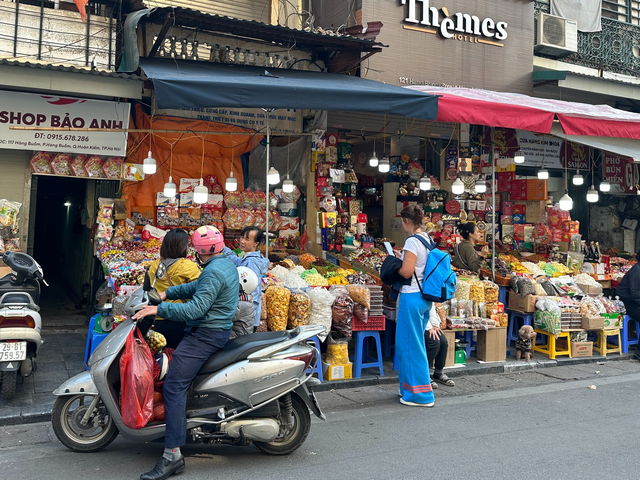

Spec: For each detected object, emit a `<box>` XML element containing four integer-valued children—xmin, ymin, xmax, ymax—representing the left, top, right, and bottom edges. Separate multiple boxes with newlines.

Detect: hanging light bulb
<box><xmin>586</xmin><ymin>184</ymin><xmax>599</xmax><ymax>203</ymax></box>
<box><xmin>369</xmin><ymin>151</ymin><xmax>379</xmax><ymax>168</ymax></box>
<box><xmin>559</xmin><ymin>190</ymin><xmax>573</xmax><ymax>211</ymax></box>
<box><xmin>419</xmin><ymin>175</ymin><xmax>431</xmax><ymax>191</ymax></box>
<box><xmin>513</xmin><ymin>150</ymin><xmax>525</xmax><ymax>164</ymax></box>
<box><xmin>143</xmin><ymin>150</ymin><xmax>157</xmax><ymax>174</ymax></box>
<box><xmin>572</xmin><ymin>170</ymin><xmax>584</xmax><ymax>186</ymax></box>
<box><xmin>475</xmin><ymin>176</ymin><xmax>487</xmax><ymax>194</ymax></box>
<box><xmin>267</xmin><ymin>166</ymin><xmax>280</xmax><ymax>184</ymax></box>
<box><xmin>378</xmin><ymin>157</ymin><xmax>390</xmax><ymax>173</ymax></box>
<box><xmin>163</xmin><ymin>176</ymin><xmax>176</xmax><ymax>197</ymax></box>
<box><xmin>282</xmin><ymin>174</ymin><xmax>295</xmax><ymax>193</ymax></box>
<box><xmin>538</xmin><ymin>168</ymin><xmax>549</xmax><ymax>180</ymax></box>
<box><xmin>599</xmin><ymin>179</ymin><xmax>611</xmax><ymax>192</ymax></box>
<box><xmin>193</xmin><ymin>178</ymin><xmax>208</xmax><ymax>204</ymax></box>
<box><xmin>225</xmin><ymin>171</ymin><xmax>238</xmax><ymax>192</ymax></box>
<box><xmin>451</xmin><ymin>176</ymin><xmax>465</xmax><ymax>195</ymax></box>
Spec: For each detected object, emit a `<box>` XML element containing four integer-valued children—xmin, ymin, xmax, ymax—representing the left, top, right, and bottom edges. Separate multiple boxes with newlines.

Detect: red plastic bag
<box><xmin>119</xmin><ymin>327</ymin><xmax>154</xmax><ymax>429</ymax></box>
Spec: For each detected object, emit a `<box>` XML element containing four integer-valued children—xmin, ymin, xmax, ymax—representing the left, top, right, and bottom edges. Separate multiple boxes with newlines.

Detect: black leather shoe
<box><xmin>140</xmin><ymin>456</ymin><xmax>185</xmax><ymax>480</ymax></box>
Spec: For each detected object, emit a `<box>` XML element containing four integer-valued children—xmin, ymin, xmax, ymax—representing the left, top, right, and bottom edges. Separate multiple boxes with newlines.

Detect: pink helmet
<box><xmin>191</xmin><ymin>225</ymin><xmax>224</xmax><ymax>255</ymax></box>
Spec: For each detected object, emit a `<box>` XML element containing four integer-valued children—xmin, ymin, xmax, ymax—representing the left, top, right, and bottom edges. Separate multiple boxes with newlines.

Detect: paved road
<box><xmin>1</xmin><ymin>361</ymin><xmax>638</xmax><ymax>480</ymax></box>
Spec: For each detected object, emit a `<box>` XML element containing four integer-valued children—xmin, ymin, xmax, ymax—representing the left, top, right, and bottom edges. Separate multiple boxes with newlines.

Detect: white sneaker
<box><xmin>400</xmin><ymin>398</ymin><xmax>434</xmax><ymax>407</ymax></box>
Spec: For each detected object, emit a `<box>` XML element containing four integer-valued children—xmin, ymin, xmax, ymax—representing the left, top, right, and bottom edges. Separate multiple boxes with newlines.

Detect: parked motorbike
<box><xmin>0</xmin><ymin>251</ymin><xmax>47</xmax><ymax>399</ymax></box>
<box><xmin>51</xmin><ymin>278</ymin><xmax>326</xmax><ymax>455</ymax></box>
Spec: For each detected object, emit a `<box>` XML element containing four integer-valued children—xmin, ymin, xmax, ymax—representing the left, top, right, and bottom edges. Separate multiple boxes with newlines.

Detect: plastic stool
<box><xmin>383</xmin><ymin>320</ymin><xmax>396</xmax><ymax>358</ymax></box>
<box><xmin>498</xmin><ymin>286</ymin><xmax>508</xmax><ymax>306</ymax></box>
<box><xmin>593</xmin><ymin>329</ymin><xmax>622</xmax><ymax>357</ymax></box>
<box><xmin>84</xmin><ymin>314</ymin><xmax>109</xmax><ymax>370</ymax></box>
<box><xmin>619</xmin><ymin>315</ymin><xmax>640</xmax><ymax>354</ymax></box>
<box><xmin>353</xmin><ymin>331</ymin><xmax>384</xmax><ymax>378</ymax></box>
<box><xmin>532</xmin><ymin>329</ymin><xmax>571</xmax><ymax>359</ymax></box>
<box><xmin>507</xmin><ymin>311</ymin><xmax>534</xmax><ymax>347</ymax></box>
<box><xmin>306</xmin><ymin>335</ymin><xmax>323</xmax><ymax>382</ymax></box>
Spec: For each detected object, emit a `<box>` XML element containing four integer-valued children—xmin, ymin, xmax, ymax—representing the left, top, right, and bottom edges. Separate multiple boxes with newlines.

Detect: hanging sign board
<box><xmin>0</xmin><ymin>90</ymin><xmax>129</xmax><ymax>156</ymax></box>
<box><xmin>603</xmin><ymin>152</ymin><xmax>638</xmax><ymax>194</ymax></box>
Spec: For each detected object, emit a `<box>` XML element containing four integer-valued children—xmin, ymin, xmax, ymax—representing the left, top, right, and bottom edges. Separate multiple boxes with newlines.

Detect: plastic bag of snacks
<box><xmin>345</xmin><ymin>285</ymin><xmax>371</xmax><ymax>309</ymax></box>
<box><xmin>287</xmin><ymin>289</ymin><xmax>311</xmax><ymax>328</ymax></box>
<box><xmin>481</xmin><ymin>280</ymin><xmax>498</xmax><ymax>303</ymax></box>
<box><xmin>534</xmin><ymin>309</ymin><xmax>561</xmax><ymax>335</ymax></box>
<box><xmin>612</xmin><ymin>297</ymin><xmax>626</xmax><ymax>315</ymax></box>
<box><xmin>332</xmin><ymin>294</ymin><xmax>353</xmax><ymax>337</ymax></box>
<box><xmin>97</xmin><ymin>197</ymin><xmax>114</xmax><ymax>225</ymax></box>
<box><xmin>84</xmin><ymin>155</ymin><xmax>104</xmax><ymax>177</ymax></box>
<box><xmin>265</xmin><ymin>286</ymin><xmax>290</xmax><ymax>331</ymax></box>
<box><xmin>307</xmin><ymin>287</ymin><xmax>335</xmax><ymax>341</ymax></box>
<box><xmin>269</xmin><ymin>192</ymin><xmax>278</xmax><ymax>210</ymax></box>
<box><xmin>469</xmin><ymin>280</ymin><xmax>485</xmax><ymax>304</ymax></box>
<box><xmin>103</xmin><ymin>157</ymin><xmax>123</xmax><ymax>179</ymax></box>
<box><xmin>224</xmin><ymin>191</ymin><xmax>243</xmax><ymax>208</ymax></box>
<box><xmin>325</xmin><ymin>334</ymin><xmax>349</xmax><ymax>365</ymax></box>
<box><xmin>455</xmin><ymin>279</ymin><xmax>471</xmax><ymax>302</ymax></box>
<box><xmin>30</xmin><ymin>151</ymin><xmax>52</xmax><ymax>174</ymax></box>
<box><xmin>0</xmin><ymin>200</ymin><xmax>21</xmax><ymax>227</ymax></box>
<box><xmin>50</xmin><ymin>153</ymin><xmax>72</xmax><ymax>176</ymax></box>
<box><xmin>353</xmin><ymin>303</ymin><xmax>368</xmax><ymax>323</ymax></box>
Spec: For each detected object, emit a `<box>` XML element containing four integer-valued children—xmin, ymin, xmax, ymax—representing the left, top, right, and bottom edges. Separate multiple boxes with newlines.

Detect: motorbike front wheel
<box><xmin>253</xmin><ymin>393</ymin><xmax>311</xmax><ymax>455</ymax></box>
<box><xmin>52</xmin><ymin>394</ymin><xmax>119</xmax><ymax>452</ymax></box>
<box><xmin>0</xmin><ymin>371</ymin><xmax>17</xmax><ymax>400</ymax></box>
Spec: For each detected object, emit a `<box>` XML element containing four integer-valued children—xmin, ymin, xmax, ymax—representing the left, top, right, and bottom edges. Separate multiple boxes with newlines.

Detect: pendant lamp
<box><xmin>419</xmin><ymin>175</ymin><xmax>431</xmax><ymax>191</ymax></box>
<box><xmin>143</xmin><ymin>150</ymin><xmax>157</xmax><ymax>174</ymax></box>
<box><xmin>572</xmin><ymin>170</ymin><xmax>584</xmax><ymax>186</ymax></box>
<box><xmin>513</xmin><ymin>150</ymin><xmax>525</xmax><ymax>164</ymax></box>
<box><xmin>369</xmin><ymin>151</ymin><xmax>379</xmax><ymax>168</ymax></box>
<box><xmin>559</xmin><ymin>191</ymin><xmax>573</xmax><ymax>211</ymax></box>
<box><xmin>163</xmin><ymin>176</ymin><xmax>176</xmax><ymax>197</ymax></box>
<box><xmin>225</xmin><ymin>171</ymin><xmax>238</xmax><ymax>192</ymax></box>
<box><xmin>378</xmin><ymin>157</ymin><xmax>390</xmax><ymax>173</ymax></box>
<box><xmin>451</xmin><ymin>176</ymin><xmax>465</xmax><ymax>195</ymax></box>
<box><xmin>193</xmin><ymin>179</ymin><xmax>208</xmax><ymax>204</ymax></box>
<box><xmin>586</xmin><ymin>185</ymin><xmax>599</xmax><ymax>203</ymax></box>
<box><xmin>267</xmin><ymin>166</ymin><xmax>280</xmax><ymax>184</ymax></box>
<box><xmin>538</xmin><ymin>169</ymin><xmax>549</xmax><ymax>180</ymax></box>
<box><xmin>475</xmin><ymin>177</ymin><xmax>487</xmax><ymax>194</ymax></box>
<box><xmin>282</xmin><ymin>175</ymin><xmax>295</xmax><ymax>193</ymax></box>
<box><xmin>600</xmin><ymin>180</ymin><xmax>611</xmax><ymax>192</ymax></box>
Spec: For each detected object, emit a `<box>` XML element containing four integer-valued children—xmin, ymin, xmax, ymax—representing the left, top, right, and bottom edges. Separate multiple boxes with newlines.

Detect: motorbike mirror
<box><xmin>143</xmin><ymin>272</ymin><xmax>151</xmax><ymax>292</ymax></box>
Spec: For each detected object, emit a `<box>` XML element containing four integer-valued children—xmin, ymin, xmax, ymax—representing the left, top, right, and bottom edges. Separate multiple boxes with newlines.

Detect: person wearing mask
<box><xmin>147</xmin><ymin>228</ymin><xmax>201</xmax><ymax>349</ymax></box>
<box><xmin>453</xmin><ymin>222</ymin><xmax>489</xmax><ymax>273</ymax></box>
<box><xmin>615</xmin><ymin>250</ymin><xmax>640</xmax><ymax>360</ymax></box>
<box><xmin>222</xmin><ymin>226</ymin><xmax>269</xmax><ymax>331</ymax></box>
<box><xmin>133</xmin><ymin>226</ymin><xmax>238</xmax><ymax>480</ymax></box>
<box><xmin>425</xmin><ymin>303</ymin><xmax>455</xmax><ymax>388</ymax></box>
<box><xmin>395</xmin><ymin>205</ymin><xmax>436</xmax><ymax>407</ymax></box>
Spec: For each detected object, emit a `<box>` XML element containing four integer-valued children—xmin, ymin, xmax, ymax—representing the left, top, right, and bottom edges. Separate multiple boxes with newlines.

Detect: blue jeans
<box><xmin>163</xmin><ymin>327</ymin><xmax>230</xmax><ymax>448</ymax></box>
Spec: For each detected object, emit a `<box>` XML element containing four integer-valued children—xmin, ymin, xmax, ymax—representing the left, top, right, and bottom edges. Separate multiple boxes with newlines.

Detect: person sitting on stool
<box><xmin>615</xmin><ymin>249</ymin><xmax>640</xmax><ymax>361</ymax></box>
<box><xmin>425</xmin><ymin>303</ymin><xmax>455</xmax><ymax>388</ymax></box>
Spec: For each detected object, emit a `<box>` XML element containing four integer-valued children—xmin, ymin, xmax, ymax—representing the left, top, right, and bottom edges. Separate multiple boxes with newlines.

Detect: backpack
<box><xmin>410</xmin><ymin>234</ymin><xmax>457</xmax><ymax>303</ymax></box>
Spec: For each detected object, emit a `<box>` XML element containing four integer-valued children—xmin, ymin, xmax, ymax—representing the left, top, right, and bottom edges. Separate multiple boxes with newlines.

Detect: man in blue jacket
<box><xmin>223</xmin><ymin>226</ymin><xmax>269</xmax><ymax>330</ymax></box>
<box><xmin>133</xmin><ymin>225</ymin><xmax>238</xmax><ymax>480</ymax></box>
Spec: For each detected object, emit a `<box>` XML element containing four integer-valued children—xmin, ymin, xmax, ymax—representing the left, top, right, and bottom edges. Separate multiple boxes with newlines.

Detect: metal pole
<box><xmin>264</xmin><ymin>109</ymin><xmax>271</xmax><ymax>257</ymax></box>
<box><xmin>490</xmin><ymin>127</ymin><xmax>496</xmax><ymax>280</ymax></box>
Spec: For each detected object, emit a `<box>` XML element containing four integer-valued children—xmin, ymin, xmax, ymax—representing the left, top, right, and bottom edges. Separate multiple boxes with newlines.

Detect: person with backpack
<box><xmin>452</xmin><ymin>222</ymin><xmax>489</xmax><ymax>273</ymax></box>
<box><xmin>394</xmin><ymin>205</ymin><xmax>437</xmax><ymax>407</ymax></box>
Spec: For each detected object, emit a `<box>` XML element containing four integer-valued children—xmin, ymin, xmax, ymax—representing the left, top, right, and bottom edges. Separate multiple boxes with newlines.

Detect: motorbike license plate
<box><xmin>0</xmin><ymin>342</ymin><xmax>27</xmax><ymax>362</ymax></box>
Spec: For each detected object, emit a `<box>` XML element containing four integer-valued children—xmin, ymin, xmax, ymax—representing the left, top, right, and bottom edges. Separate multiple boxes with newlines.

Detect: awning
<box><xmin>140</xmin><ymin>58</ymin><xmax>438</xmax><ymax>120</ymax></box>
<box><xmin>550</xmin><ymin>124</ymin><xmax>640</xmax><ymax>160</ymax></box>
<box><xmin>406</xmin><ymin>86</ymin><xmax>640</xmax><ymax>140</ymax></box>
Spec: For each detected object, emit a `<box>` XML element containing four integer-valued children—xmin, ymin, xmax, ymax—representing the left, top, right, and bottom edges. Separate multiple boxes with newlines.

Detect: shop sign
<box><xmin>603</xmin><ymin>152</ymin><xmax>638</xmax><ymax>194</ymax></box>
<box><xmin>157</xmin><ymin>107</ymin><xmax>303</xmax><ymax>135</ymax></box>
<box><xmin>399</xmin><ymin>0</ymin><xmax>508</xmax><ymax>46</ymax></box>
<box><xmin>0</xmin><ymin>90</ymin><xmax>130</xmax><ymax>156</ymax></box>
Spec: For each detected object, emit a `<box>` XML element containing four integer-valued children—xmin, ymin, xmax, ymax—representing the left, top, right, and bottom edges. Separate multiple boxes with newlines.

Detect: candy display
<box><xmin>265</xmin><ymin>286</ymin><xmax>290</xmax><ymax>331</ymax></box>
<box><xmin>50</xmin><ymin>153</ymin><xmax>72</xmax><ymax>176</ymax></box>
<box><xmin>30</xmin><ymin>151</ymin><xmax>53</xmax><ymax>174</ymax></box>
<box><xmin>287</xmin><ymin>291</ymin><xmax>311</xmax><ymax>328</ymax></box>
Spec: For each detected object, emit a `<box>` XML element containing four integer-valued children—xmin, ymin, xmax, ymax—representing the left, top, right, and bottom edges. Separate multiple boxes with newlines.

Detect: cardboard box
<box><xmin>582</xmin><ymin>316</ymin><xmax>605</xmax><ymax>329</ymax></box>
<box><xmin>476</xmin><ymin>327</ymin><xmax>507</xmax><ymax>362</ymax></box>
<box><xmin>576</xmin><ymin>283</ymin><xmax>603</xmax><ymax>296</ymax></box>
<box><xmin>525</xmin><ymin>201</ymin><xmax>547</xmax><ymax>224</ymax></box>
<box><xmin>571</xmin><ymin>341</ymin><xmax>593</xmax><ymax>358</ymax></box>
<box><xmin>510</xmin><ymin>179</ymin><xmax>527</xmax><ymax>200</ymax></box>
<box><xmin>278</xmin><ymin>203</ymin><xmax>298</xmax><ymax>216</ymax></box>
<box><xmin>526</xmin><ymin>179</ymin><xmax>548</xmax><ymax>200</ymax></box>
<box><xmin>602</xmin><ymin>313</ymin><xmax>622</xmax><ymax>328</ymax></box>
<box><xmin>179</xmin><ymin>193</ymin><xmax>194</xmax><ymax>207</ymax></box>
<box><xmin>179</xmin><ymin>178</ymin><xmax>201</xmax><ymax>193</ymax></box>
<box><xmin>155</xmin><ymin>192</ymin><xmax>178</xmax><ymax>206</ymax></box>
<box><xmin>443</xmin><ymin>330</ymin><xmax>455</xmax><ymax>367</ymax></box>
<box><xmin>322</xmin><ymin>361</ymin><xmax>352</xmax><ymax>381</ymax></box>
<box><xmin>508</xmin><ymin>291</ymin><xmax>538</xmax><ymax>313</ymax></box>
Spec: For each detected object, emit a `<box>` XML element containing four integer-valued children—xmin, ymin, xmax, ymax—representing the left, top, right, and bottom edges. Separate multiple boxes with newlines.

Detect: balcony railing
<box><xmin>534</xmin><ymin>0</ymin><xmax>640</xmax><ymax>77</ymax></box>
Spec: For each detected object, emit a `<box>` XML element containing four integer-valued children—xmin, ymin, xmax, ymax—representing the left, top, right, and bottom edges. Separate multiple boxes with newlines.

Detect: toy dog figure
<box><xmin>515</xmin><ymin>325</ymin><xmax>536</xmax><ymax>362</ymax></box>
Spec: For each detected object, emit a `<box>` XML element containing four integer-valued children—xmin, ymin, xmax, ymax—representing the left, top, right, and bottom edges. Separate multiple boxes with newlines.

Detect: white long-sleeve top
<box><xmin>425</xmin><ymin>304</ymin><xmax>441</xmax><ymax>332</ymax></box>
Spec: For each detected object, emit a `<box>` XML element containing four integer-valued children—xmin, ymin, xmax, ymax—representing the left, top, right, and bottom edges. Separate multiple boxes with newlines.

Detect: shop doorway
<box><xmin>30</xmin><ymin>176</ymin><xmax>92</xmax><ymax>327</ymax></box>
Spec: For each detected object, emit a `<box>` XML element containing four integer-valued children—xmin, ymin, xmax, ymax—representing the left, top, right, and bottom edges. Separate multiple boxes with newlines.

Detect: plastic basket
<box><xmin>352</xmin><ymin>315</ymin><xmax>385</xmax><ymax>331</ymax></box>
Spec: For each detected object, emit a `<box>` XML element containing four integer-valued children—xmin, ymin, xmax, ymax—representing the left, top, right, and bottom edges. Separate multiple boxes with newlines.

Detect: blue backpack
<box><xmin>410</xmin><ymin>234</ymin><xmax>457</xmax><ymax>303</ymax></box>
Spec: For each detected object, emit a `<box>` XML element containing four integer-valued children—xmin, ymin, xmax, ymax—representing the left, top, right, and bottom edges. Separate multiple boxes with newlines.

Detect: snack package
<box><xmin>455</xmin><ymin>279</ymin><xmax>471</xmax><ymax>302</ymax></box>
<box><xmin>222</xmin><ymin>208</ymin><xmax>247</xmax><ymax>230</ymax></box>
<box><xmin>30</xmin><ymin>151</ymin><xmax>52</xmax><ymax>174</ymax></box>
<box><xmin>287</xmin><ymin>290</ymin><xmax>311</xmax><ymax>328</ymax></box>
<box><xmin>0</xmin><ymin>200</ymin><xmax>21</xmax><ymax>227</ymax></box>
<box><xmin>269</xmin><ymin>210</ymin><xmax>282</xmax><ymax>232</ymax></box>
<box><xmin>469</xmin><ymin>280</ymin><xmax>485</xmax><ymax>304</ymax></box>
<box><xmin>254</xmin><ymin>191</ymin><xmax>267</xmax><ymax>209</ymax></box>
<box><xmin>346</xmin><ymin>285</ymin><xmax>371</xmax><ymax>309</ymax></box>
<box><xmin>50</xmin><ymin>153</ymin><xmax>72</xmax><ymax>176</ymax></box>
<box><xmin>97</xmin><ymin>197</ymin><xmax>114</xmax><ymax>225</ymax></box>
<box><xmin>353</xmin><ymin>303</ymin><xmax>368</xmax><ymax>323</ymax></box>
<box><xmin>265</xmin><ymin>286</ymin><xmax>291</xmax><ymax>331</ymax></box>
<box><xmin>252</xmin><ymin>209</ymin><xmax>266</xmax><ymax>230</ymax></box>
<box><xmin>103</xmin><ymin>157</ymin><xmax>123</xmax><ymax>179</ymax></box>
<box><xmin>269</xmin><ymin>192</ymin><xmax>278</xmax><ymax>210</ymax></box>
<box><xmin>71</xmin><ymin>155</ymin><xmax>88</xmax><ymax>177</ymax></box>
<box><xmin>224</xmin><ymin>190</ymin><xmax>243</xmax><ymax>208</ymax></box>
<box><xmin>332</xmin><ymin>294</ymin><xmax>354</xmax><ymax>337</ymax></box>
<box><xmin>281</xmin><ymin>185</ymin><xmax>301</xmax><ymax>204</ymax></box>
<box><xmin>481</xmin><ymin>280</ymin><xmax>499</xmax><ymax>303</ymax></box>
<box><xmin>242</xmin><ymin>190</ymin><xmax>256</xmax><ymax>209</ymax></box>
<box><xmin>325</xmin><ymin>334</ymin><xmax>350</xmax><ymax>365</ymax></box>
<box><xmin>307</xmin><ymin>287</ymin><xmax>335</xmax><ymax>341</ymax></box>
<box><xmin>85</xmin><ymin>155</ymin><xmax>104</xmax><ymax>177</ymax></box>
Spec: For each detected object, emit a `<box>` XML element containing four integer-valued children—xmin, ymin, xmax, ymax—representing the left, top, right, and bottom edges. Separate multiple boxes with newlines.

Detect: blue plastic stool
<box><xmin>353</xmin><ymin>331</ymin><xmax>384</xmax><ymax>378</ymax></box>
<box><xmin>306</xmin><ymin>335</ymin><xmax>323</xmax><ymax>382</ymax></box>
<box><xmin>84</xmin><ymin>314</ymin><xmax>109</xmax><ymax>370</ymax></box>
<box><xmin>608</xmin><ymin>315</ymin><xmax>640</xmax><ymax>354</ymax></box>
<box><xmin>382</xmin><ymin>320</ymin><xmax>396</xmax><ymax>358</ymax></box>
<box><xmin>507</xmin><ymin>310</ymin><xmax>534</xmax><ymax>347</ymax></box>
<box><xmin>498</xmin><ymin>286</ymin><xmax>508</xmax><ymax>306</ymax></box>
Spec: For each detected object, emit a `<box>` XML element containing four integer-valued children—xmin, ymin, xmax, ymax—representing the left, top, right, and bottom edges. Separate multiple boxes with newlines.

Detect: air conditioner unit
<box><xmin>534</xmin><ymin>13</ymin><xmax>578</xmax><ymax>58</ymax></box>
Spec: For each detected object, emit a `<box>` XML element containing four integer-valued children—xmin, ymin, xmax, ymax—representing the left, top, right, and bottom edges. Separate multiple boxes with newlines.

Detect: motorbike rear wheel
<box><xmin>253</xmin><ymin>393</ymin><xmax>311</xmax><ymax>455</ymax></box>
<box><xmin>0</xmin><ymin>371</ymin><xmax>17</xmax><ymax>400</ymax></box>
<box><xmin>52</xmin><ymin>394</ymin><xmax>119</xmax><ymax>452</ymax></box>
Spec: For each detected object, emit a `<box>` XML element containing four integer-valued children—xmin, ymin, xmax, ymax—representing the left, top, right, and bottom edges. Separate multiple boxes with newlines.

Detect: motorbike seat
<box><xmin>198</xmin><ymin>331</ymin><xmax>289</xmax><ymax>374</ymax></box>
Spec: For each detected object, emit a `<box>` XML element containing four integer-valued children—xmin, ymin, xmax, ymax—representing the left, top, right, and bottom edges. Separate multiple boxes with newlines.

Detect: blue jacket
<box><xmin>157</xmin><ymin>255</ymin><xmax>239</xmax><ymax>330</ymax></box>
<box><xmin>223</xmin><ymin>247</ymin><xmax>269</xmax><ymax>327</ymax></box>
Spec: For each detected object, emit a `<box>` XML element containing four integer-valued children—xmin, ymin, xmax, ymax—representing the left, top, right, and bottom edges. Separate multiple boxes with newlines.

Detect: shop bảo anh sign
<box><xmin>399</xmin><ymin>0</ymin><xmax>508</xmax><ymax>46</ymax></box>
<box><xmin>0</xmin><ymin>90</ymin><xmax>130</xmax><ymax>156</ymax></box>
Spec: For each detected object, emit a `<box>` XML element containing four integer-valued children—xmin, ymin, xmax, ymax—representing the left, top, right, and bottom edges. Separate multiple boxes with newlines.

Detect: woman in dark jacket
<box><xmin>452</xmin><ymin>222</ymin><xmax>489</xmax><ymax>273</ymax></box>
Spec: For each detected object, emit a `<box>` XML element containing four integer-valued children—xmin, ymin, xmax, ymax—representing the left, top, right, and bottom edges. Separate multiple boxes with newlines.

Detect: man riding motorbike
<box><xmin>132</xmin><ymin>225</ymin><xmax>239</xmax><ymax>480</ymax></box>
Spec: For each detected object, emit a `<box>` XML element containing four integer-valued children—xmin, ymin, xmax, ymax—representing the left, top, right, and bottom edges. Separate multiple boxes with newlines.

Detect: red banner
<box><xmin>603</xmin><ymin>152</ymin><xmax>638</xmax><ymax>194</ymax></box>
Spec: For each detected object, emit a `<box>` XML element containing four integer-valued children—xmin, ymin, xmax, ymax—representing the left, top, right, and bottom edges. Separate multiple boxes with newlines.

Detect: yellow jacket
<box><xmin>148</xmin><ymin>258</ymin><xmax>201</xmax><ymax>307</ymax></box>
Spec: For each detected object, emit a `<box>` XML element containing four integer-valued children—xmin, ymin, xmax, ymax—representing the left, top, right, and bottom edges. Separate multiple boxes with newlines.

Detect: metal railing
<box><xmin>534</xmin><ymin>0</ymin><xmax>640</xmax><ymax>77</ymax></box>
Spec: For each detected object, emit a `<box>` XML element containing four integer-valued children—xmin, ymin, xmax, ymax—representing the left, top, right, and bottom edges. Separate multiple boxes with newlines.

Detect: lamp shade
<box><xmin>282</xmin><ymin>175</ymin><xmax>295</xmax><ymax>193</ymax></box>
<box><xmin>419</xmin><ymin>175</ymin><xmax>431</xmax><ymax>191</ymax></box>
<box><xmin>225</xmin><ymin>171</ymin><xmax>238</xmax><ymax>192</ymax></box>
<box><xmin>538</xmin><ymin>169</ymin><xmax>549</xmax><ymax>180</ymax></box>
<box><xmin>513</xmin><ymin>150</ymin><xmax>525</xmax><ymax>164</ymax></box>
<box><xmin>193</xmin><ymin>179</ymin><xmax>208</xmax><ymax>204</ymax></box>
<box><xmin>378</xmin><ymin>157</ymin><xmax>390</xmax><ymax>173</ymax></box>
<box><xmin>163</xmin><ymin>176</ymin><xmax>176</xmax><ymax>197</ymax></box>
<box><xmin>572</xmin><ymin>170</ymin><xmax>584</xmax><ymax>186</ymax></box>
<box><xmin>451</xmin><ymin>177</ymin><xmax>465</xmax><ymax>195</ymax></box>
<box><xmin>559</xmin><ymin>191</ymin><xmax>573</xmax><ymax>211</ymax></box>
<box><xmin>369</xmin><ymin>151</ymin><xmax>379</xmax><ymax>167</ymax></box>
<box><xmin>475</xmin><ymin>178</ymin><xmax>487</xmax><ymax>194</ymax></box>
<box><xmin>267</xmin><ymin>167</ymin><xmax>280</xmax><ymax>184</ymax></box>
<box><xmin>586</xmin><ymin>185</ymin><xmax>599</xmax><ymax>203</ymax></box>
<box><xmin>599</xmin><ymin>180</ymin><xmax>611</xmax><ymax>192</ymax></box>
<box><xmin>143</xmin><ymin>150</ymin><xmax>157</xmax><ymax>174</ymax></box>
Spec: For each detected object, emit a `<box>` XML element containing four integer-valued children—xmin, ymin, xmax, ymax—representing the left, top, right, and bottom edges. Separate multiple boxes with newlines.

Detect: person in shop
<box><xmin>614</xmin><ymin>251</ymin><xmax>640</xmax><ymax>360</ymax></box>
<box><xmin>222</xmin><ymin>226</ymin><xmax>269</xmax><ymax>332</ymax></box>
<box><xmin>452</xmin><ymin>222</ymin><xmax>489</xmax><ymax>273</ymax></box>
<box><xmin>394</xmin><ymin>205</ymin><xmax>436</xmax><ymax>407</ymax></box>
<box><xmin>147</xmin><ymin>228</ymin><xmax>201</xmax><ymax>349</ymax></box>
<box><xmin>133</xmin><ymin>225</ymin><xmax>238</xmax><ymax>480</ymax></box>
<box><xmin>425</xmin><ymin>303</ymin><xmax>455</xmax><ymax>388</ymax></box>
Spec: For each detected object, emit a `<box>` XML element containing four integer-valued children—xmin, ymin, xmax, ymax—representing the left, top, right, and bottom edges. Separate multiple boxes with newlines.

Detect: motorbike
<box><xmin>51</xmin><ymin>277</ymin><xmax>326</xmax><ymax>455</ymax></box>
<box><xmin>0</xmin><ymin>251</ymin><xmax>47</xmax><ymax>399</ymax></box>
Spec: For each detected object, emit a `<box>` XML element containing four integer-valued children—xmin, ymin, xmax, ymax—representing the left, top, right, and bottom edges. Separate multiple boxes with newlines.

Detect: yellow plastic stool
<box><xmin>593</xmin><ymin>329</ymin><xmax>622</xmax><ymax>357</ymax></box>
<box><xmin>533</xmin><ymin>329</ymin><xmax>572</xmax><ymax>359</ymax></box>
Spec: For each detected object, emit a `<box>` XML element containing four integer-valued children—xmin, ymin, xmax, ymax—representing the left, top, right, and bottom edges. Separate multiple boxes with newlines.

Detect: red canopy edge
<box><xmin>557</xmin><ymin>114</ymin><xmax>640</xmax><ymax>140</ymax></box>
